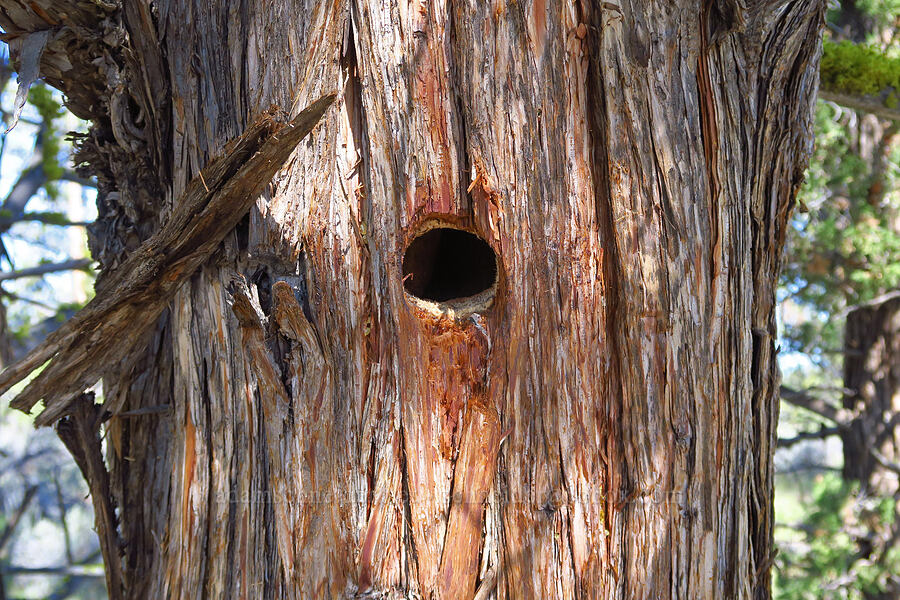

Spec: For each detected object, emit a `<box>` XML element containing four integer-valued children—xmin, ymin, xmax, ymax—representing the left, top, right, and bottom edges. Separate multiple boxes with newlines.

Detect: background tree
<box><xmin>774</xmin><ymin>1</ymin><xmax>900</xmax><ymax>598</ymax></box>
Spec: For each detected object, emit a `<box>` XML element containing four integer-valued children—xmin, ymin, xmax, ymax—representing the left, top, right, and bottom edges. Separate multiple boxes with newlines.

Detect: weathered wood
<box><xmin>0</xmin><ymin>94</ymin><xmax>334</xmax><ymax>425</ymax></box>
<box><xmin>56</xmin><ymin>393</ymin><xmax>124</xmax><ymax>600</ymax></box>
<box><xmin>2</xmin><ymin>0</ymin><xmax>826</xmax><ymax>598</ymax></box>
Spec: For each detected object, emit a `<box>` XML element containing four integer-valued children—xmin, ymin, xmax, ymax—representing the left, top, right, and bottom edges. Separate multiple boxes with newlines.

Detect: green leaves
<box><xmin>781</xmin><ymin>100</ymin><xmax>900</xmax><ymax>353</ymax></box>
<box><xmin>775</xmin><ymin>474</ymin><xmax>900</xmax><ymax>599</ymax></box>
<box><xmin>821</xmin><ymin>40</ymin><xmax>900</xmax><ymax>100</ymax></box>
<box><xmin>776</xmin><ymin>6</ymin><xmax>900</xmax><ymax>595</ymax></box>
<box><xmin>27</xmin><ymin>83</ymin><xmax>64</xmax><ymax>197</ymax></box>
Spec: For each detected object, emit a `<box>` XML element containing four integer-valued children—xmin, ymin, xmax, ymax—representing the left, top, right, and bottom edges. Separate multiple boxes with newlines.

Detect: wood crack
<box><xmin>397</xmin><ymin>419</ymin><xmax>421</xmax><ymax>591</ymax></box>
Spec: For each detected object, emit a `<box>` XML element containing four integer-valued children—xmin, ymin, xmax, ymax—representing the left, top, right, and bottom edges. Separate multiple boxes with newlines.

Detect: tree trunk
<box><xmin>842</xmin><ymin>276</ymin><xmax>900</xmax><ymax>493</ymax></box>
<box><xmin>1</xmin><ymin>1</ymin><xmax>824</xmax><ymax>598</ymax></box>
<box><xmin>841</xmin><ymin>292</ymin><xmax>900</xmax><ymax>599</ymax></box>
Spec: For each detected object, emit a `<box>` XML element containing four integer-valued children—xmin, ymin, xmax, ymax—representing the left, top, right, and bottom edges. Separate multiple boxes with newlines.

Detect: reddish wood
<box><xmin>0</xmin><ymin>1</ymin><xmax>826</xmax><ymax>598</ymax></box>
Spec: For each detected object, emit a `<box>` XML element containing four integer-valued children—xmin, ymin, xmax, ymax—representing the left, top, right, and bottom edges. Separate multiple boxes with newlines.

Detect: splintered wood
<box><xmin>0</xmin><ymin>95</ymin><xmax>335</xmax><ymax>425</ymax></box>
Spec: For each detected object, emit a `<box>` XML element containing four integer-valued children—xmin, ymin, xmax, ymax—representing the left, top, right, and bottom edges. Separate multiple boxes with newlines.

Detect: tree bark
<box><xmin>1</xmin><ymin>1</ymin><xmax>825</xmax><ymax>598</ymax></box>
<box><xmin>842</xmin><ymin>293</ymin><xmax>900</xmax><ymax>495</ymax></box>
<box><xmin>840</xmin><ymin>293</ymin><xmax>900</xmax><ymax>599</ymax></box>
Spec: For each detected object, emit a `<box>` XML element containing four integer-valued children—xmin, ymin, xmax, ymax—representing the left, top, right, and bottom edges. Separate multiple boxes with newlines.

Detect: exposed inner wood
<box><xmin>402</xmin><ymin>220</ymin><xmax>499</xmax><ymax>319</ymax></box>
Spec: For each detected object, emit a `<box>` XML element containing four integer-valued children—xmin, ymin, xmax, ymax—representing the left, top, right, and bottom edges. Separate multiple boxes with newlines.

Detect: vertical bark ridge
<box><xmin>104</xmin><ymin>316</ymin><xmax>175</xmax><ymax>599</ymax></box>
<box><xmin>121</xmin><ymin>0</ymin><xmax>172</xmax><ymax>188</ymax></box>
<box><xmin>578</xmin><ymin>2</ymin><xmax>624</xmax><ymax>594</ymax></box>
<box><xmin>577</xmin><ymin>1</ymin><xmax>624</xmax><ymax>593</ymax></box>
<box><xmin>744</xmin><ymin>5</ymin><xmax>824</xmax><ymax>596</ymax></box>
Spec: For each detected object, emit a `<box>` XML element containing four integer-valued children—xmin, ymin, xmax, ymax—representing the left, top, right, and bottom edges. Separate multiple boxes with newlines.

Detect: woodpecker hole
<box><xmin>402</xmin><ymin>225</ymin><xmax>498</xmax><ymax>316</ymax></box>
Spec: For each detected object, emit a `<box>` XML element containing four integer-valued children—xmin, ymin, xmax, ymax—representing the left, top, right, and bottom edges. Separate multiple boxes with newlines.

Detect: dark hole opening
<box><xmin>402</xmin><ymin>227</ymin><xmax>497</xmax><ymax>303</ymax></box>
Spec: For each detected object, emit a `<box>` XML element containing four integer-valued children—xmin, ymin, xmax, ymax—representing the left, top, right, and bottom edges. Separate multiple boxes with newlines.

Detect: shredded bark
<box><xmin>0</xmin><ymin>94</ymin><xmax>335</xmax><ymax>426</ymax></box>
<box><xmin>56</xmin><ymin>393</ymin><xmax>124</xmax><ymax>600</ymax></box>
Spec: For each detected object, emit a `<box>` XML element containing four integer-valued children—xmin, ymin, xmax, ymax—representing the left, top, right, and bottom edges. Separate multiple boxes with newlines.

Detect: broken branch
<box><xmin>0</xmin><ymin>93</ymin><xmax>335</xmax><ymax>426</ymax></box>
<box><xmin>0</xmin><ymin>258</ymin><xmax>92</xmax><ymax>282</ymax></box>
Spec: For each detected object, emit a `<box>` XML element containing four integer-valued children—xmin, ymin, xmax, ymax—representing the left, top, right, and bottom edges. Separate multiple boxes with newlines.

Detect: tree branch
<box><xmin>871</xmin><ymin>449</ymin><xmax>900</xmax><ymax>476</ymax></box>
<box><xmin>0</xmin><ymin>259</ymin><xmax>92</xmax><ymax>282</ymax></box>
<box><xmin>0</xmin><ymin>94</ymin><xmax>336</xmax><ymax>425</ymax></box>
<box><xmin>777</xmin><ymin>426</ymin><xmax>842</xmax><ymax>448</ymax></box>
<box><xmin>1</xmin><ymin>565</ymin><xmax>104</xmax><ymax>577</ymax></box>
<box><xmin>0</xmin><ymin>157</ymin><xmax>46</xmax><ymax>237</ymax></box>
<box><xmin>0</xmin><ymin>485</ymin><xmax>37</xmax><ymax>558</ymax></box>
<box><xmin>0</xmin><ymin>212</ymin><xmax>92</xmax><ymax>228</ymax></box>
<box><xmin>780</xmin><ymin>385</ymin><xmax>850</xmax><ymax>424</ymax></box>
<box><xmin>819</xmin><ymin>89</ymin><xmax>900</xmax><ymax>121</ymax></box>
<box><xmin>59</xmin><ymin>171</ymin><xmax>96</xmax><ymax>188</ymax></box>
<box><xmin>843</xmin><ymin>289</ymin><xmax>900</xmax><ymax>317</ymax></box>
<box><xmin>44</xmin><ymin>550</ymin><xmax>104</xmax><ymax>600</ymax></box>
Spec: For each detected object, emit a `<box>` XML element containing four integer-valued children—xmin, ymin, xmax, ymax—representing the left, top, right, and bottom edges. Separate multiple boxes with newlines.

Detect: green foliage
<box><xmin>853</xmin><ymin>0</ymin><xmax>900</xmax><ymax>38</ymax></box>
<box><xmin>820</xmin><ymin>40</ymin><xmax>900</xmax><ymax>107</ymax></box>
<box><xmin>27</xmin><ymin>82</ymin><xmax>63</xmax><ymax>122</ymax></box>
<box><xmin>784</xmin><ymin>1</ymin><xmax>900</xmax><ymax>353</ymax></box>
<box><xmin>776</xmin><ymin>4</ymin><xmax>900</xmax><ymax>597</ymax></box>
<box><xmin>781</xmin><ymin>100</ymin><xmax>900</xmax><ymax>354</ymax></box>
<box><xmin>27</xmin><ymin>83</ymin><xmax>65</xmax><ymax>197</ymax></box>
<box><xmin>775</xmin><ymin>474</ymin><xmax>900</xmax><ymax>599</ymax></box>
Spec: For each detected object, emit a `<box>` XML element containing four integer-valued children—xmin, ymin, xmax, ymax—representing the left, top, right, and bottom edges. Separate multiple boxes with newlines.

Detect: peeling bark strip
<box><xmin>56</xmin><ymin>393</ymin><xmax>124</xmax><ymax>600</ymax></box>
<box><xmin>5</xmin><ymin>28</ymin><xmax>50</xmax><ymax>132</ymax></box>
<box><xmin>229</xmin><ymin>279</ymin><xmax>299</xmax><ymax>580</ymax></box>
<box><xmin>3</xmin><ymin>0</ymin><xmax>825</xmax><ymax>598</ymax></box>
<box><xmin>437</xmin><ymin>397</ymin><xmax>501</xmax><ymax>600</ymax></box>
<box><xmin>0</xmin><ymin>95</ymin><xmax>334</xmax><ymax>425</ymax></box>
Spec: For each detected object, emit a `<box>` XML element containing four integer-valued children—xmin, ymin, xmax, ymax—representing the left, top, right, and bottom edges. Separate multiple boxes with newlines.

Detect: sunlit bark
<box><xmin>1</xmin><ymin>1</ymin><xmax>825</xmax><ymax>598</ymax></box>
